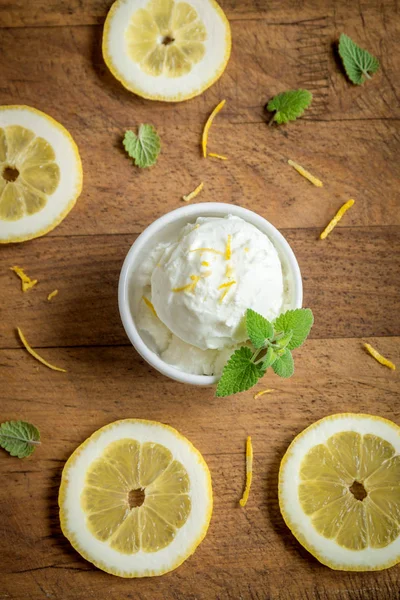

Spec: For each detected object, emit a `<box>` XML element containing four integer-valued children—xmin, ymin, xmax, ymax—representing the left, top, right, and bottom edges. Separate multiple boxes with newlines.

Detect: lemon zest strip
<box><xmin>142</xmin><ymin>296</ymin><xmax>157</xmax><ymax>317</ymax></box>
<box><xmin>173</xmin><ymin>275</ymin><xmax>200</xmax><ymax>294</ymax></box>
<box><xmin>208</xmin><ymin>153</ymin><xmax>228</xmax><ymax>161</ymax></box>
<box><xmin>182</xmin><ymin>181</ymin><xmax>204</xmax><ymax>203</ymax></box>
<box><xmin>218</xmin><ymin>280</ymin><xmax>236</xmax><ymax>290</ymax></box>
<box><xmin>202</xmin><ymin>100</ymin><xmax>226</xmax><ymax>158</ymax></box>
<box><xmin>10</xmin><ymin>266</ymin><xmax>38</xmax><ymax>292</ymax></box>
<box><xmin>225</xmin><ymin>264</ymin><xmax>233</xmax><ymax>278</ymax></box>
<box><xmin>17</xmin><ymin>327</ymin><xmax>66</xmax><ymax>372</ymax></box>
<box><xmin>320</xmin><ymin>199</ymin><xmax>355</xmax><ymax>239</ymax></box>
<box><xmin>288</xmin><ymin>160</ymin><xmax>323</xmax><ymax>187</ymax></box>
<box><xmin>225</xmin><ymin>234</ymin><xmax>232</xmax><ymax>260</ymax></box>
<box><xmin>364</xmin><ymin>343</ymin><xmax>396</xmax><ymax>370</ymax></box>
<box><xmin>190</xmin><ymin>248</ymin><xmax>224</xmax><ymax>256</ymax></box>
<box><xmin>201</xmin><ymin>261</ymin><xmax>210</xmax><ymax>267</ymax></box>
<box><xmin>253</xmin><ymin>388</ymin><xmax>274</xmax><ymax>399</ymax></box>
<box><xmin>239</xmin><ymin>436</ymin><xmax>253</xmax><ymax>507</ymax></box>
<box><xmin>47</xmin><ymin>290</ymin><xmax>58</xmax><ymax>301</ymax></box>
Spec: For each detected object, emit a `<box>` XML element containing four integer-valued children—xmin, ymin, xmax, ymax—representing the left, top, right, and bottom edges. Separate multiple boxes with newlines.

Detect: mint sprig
<box><xmin>216</xmin><ymin>308</ymin><xmax>314</xmax><ymax>397</ymax></box>
<box><xmin>0</xmin><ymin>420</ymin><xmax>41</xmax><ymax>458</ymax></box>
<box><xmin>338</xmin><ymin>34</ymin><xmax>379</xmax><ymax>85</ymax></box>
<box><xmin>266</xmin><ymin>90</ymin><xmax>312</xmax><ymax>125</ymax></box>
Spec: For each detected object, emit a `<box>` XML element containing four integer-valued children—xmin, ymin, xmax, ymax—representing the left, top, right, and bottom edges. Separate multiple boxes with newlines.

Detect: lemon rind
<box><xmin>59</xmin><ymin>418</ymin><xmax>213</xmax><ymax>578</ymax></box>
<box><xmin>102</xmin><ymin>0</ymin><xmax>232</xmax><ymax>103</ymax></box>
<box><xmin>279</xmin><ymin>413</ymin><xmax>400</xmax><ymax>571</ymax></box>
<box><xmin>0</xmin><ymin>105</ymin><xmax>83</xmax><ymax>244</ymax></box>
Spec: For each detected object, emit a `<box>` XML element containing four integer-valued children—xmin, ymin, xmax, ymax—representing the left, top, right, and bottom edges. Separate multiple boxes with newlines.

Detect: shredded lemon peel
<box><xmin>208</xmin><ymin>153</ymin><xmax>228</xmax><ymax>160</ymax></box>
<box><xmin>17</xmin><ymin>327</ymin><xmax>66</xmax><ymax>373</ymax></box>
<box><xmin>142</xmin><ymin>296</ymin><xmax>157</xmax><ymax>317</ymax></box>
<box><xmin>239</xmin><ymin>436</ymin><xmax>253</xmax><ymax>507</ymax></box>
<box><xmin>182</xmin><ymin>181</ymin><xmax>204</xmax><ymax>203</ymax></box>
<box><xmin>202</xmin><ymin>100</ymin><xmax>226</xmax><ymax>158</ymax></box>
<box><xmin>225</xmin><ymin>264</ymin><xmax>233</xmax><ymax>278</ymax></box>
<box><xmin>190</xmin><ymin>247</ymin><xmax>224</xmax><ymax>256</ymax></box>
<box><xmin>364</xmin><ymin>343</ymin><xmax>396</xmax><ymax>370</ymax></box>
<box><xmin>320</xmin><ymin>199</ymin><xmax>355</xmax><ymax>239</ymax></box>
<box><xmin>218</xmin><ymin>280</ymin><xmax>236</xmax><ymax>290</ymax></box>
<box><xmin>173</xmin><ymin>275</ymin><xmax>200</xmax><ymax>294</ymax></box>
<box><xmin>225</xmin><ymin>234</ymin><xmax>232</xmax><ymax>260</ymax></box>
<box><xmin>10</xmin><ymin>266</ymin><xmax>38</xmax><ymax>292</ymax></box>
<box><xmin>201</xmin><ymin>261</ymin><xmax>210</xmax><ymax>267</ymax></box>
<box><xmin>288</xmin><ymin>160</ymin><xmax>323</xmax><ymax>187</ymax></box>
<box><xmin>47</xmin><ymin>290</ymin><xmax>58</xmax><ymax>301</ymax></box>
<box><xmin>253</xmin><ymin>389</ymin><xmax>274</xmax><ymax>399</ymax></box>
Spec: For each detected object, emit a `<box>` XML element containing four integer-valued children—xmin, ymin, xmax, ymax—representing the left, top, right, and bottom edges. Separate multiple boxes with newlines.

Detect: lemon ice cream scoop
<box><xmin>151</xmin><ymin>215</ymin><xmax>284</xmax><ymax>350</ymax></box>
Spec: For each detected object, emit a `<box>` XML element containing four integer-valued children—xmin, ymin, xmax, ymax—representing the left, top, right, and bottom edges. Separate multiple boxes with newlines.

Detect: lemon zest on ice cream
<box><xmin>10</xmin><ymin>266</ymin><xmax>38</xmax><ymax>292</ymax></box>
<box><xmin>218</xmin><ymin>280</ymin><xmax>236</xmax><ymax>290</ymax></box>
<box><xmin>239</xmin><ymin>436</ymin><xmax>253</xmax><ymax>507</ymax></box>
<box><xmin>173</xmin><ymin>275</ymin><xmax>201</xmax><ymax>294</ymax></box>
<box><xmin>320</xmin><ymin>200</ymin><xmax>355</xmax><ymax>239</ymax></box>
<box><xmin>190</xmin><ymin>247</ymin><xmax>224</xmax><ymax>256</ymax></box>
<box><xmin>201</xmin><ymin>261</ymin><xmax>210</xmax><ymax>267</ymax></box>
<box><xmin>225</xmin><ymin>263</ymin><xmax>233</xmax><ymax>278</ymax></box>
<box><xmin>182</xmin><ymin>182</ymin><xmax>204</xmax><ymax>203</ymax></box>
<box><xmin>17</xmin><ymin>327</ymin><xmax>66</xmax><ymax>372</ymax></box>
<box><xmin>364</xmin><ymin>343</ymin><xmax>396</xmax><ymax>370</ymax></box>
<box><xmin>202</xmin><ymin>100</ymin><xmax>226</xmax><ymax>158</ymax></box>
<box><xmin>288</xmin><ymin>160</ymin><xmax>323</xmax><ymax>187</ymax></box>
<box><xmin>142</xmin><ymin>296</ymin><xmax>157</xmax><ymax>317</ymax></box>
<box><xmin>225</xmin><ymin>234</ymin><xmax>232</xmax><ymax>260</ymax></box>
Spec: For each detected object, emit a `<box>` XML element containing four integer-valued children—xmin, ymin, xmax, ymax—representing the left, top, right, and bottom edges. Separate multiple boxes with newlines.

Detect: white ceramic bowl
<box><xmin>118</xmin><ymin>203</ymin><xmax>303</xmax><ymax>386</ymax></box>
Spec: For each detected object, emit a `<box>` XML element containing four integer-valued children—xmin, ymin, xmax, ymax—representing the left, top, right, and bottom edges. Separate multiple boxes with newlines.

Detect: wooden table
<box><xmin>1</xmin><ymin>1</ymin><xmax>399</xmax><ymax>598</ymax></box>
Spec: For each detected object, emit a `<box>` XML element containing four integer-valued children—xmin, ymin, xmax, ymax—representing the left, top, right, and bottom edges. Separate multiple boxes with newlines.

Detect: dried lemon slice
<box><xmin>59</xmin><ymin>419</ymin><xmax>212</xmax><ymax>577</ymax></box>
<box><xmin>103</xmin><ymin>0</ymin><xmax>231</xmax><ymax>102</ymax></box>
<box><xmin>0</xmin><ymin>106</ymin><xmax>82</xmax><ymax>243</ymax></box>
<box><xmin>279</xmin><ymin>413</ymin><xmax>400</xmax><ymax>571</ymax></box>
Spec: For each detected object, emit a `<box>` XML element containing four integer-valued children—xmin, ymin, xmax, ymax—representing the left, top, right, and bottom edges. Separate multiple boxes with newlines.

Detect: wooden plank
<box><xmin>1</xmin><ymin>338</ymin><xmax>399</xmax><ymax>599</ymax></box>
<box><xmin>0</xmin><ymin>23</ymin><xmax>398</xmax><ymax>237</ymax></box>
<box><xmin>0</xmin><ymin>227</ymin><xmax>399</xmax><ymax>349</ymax></box>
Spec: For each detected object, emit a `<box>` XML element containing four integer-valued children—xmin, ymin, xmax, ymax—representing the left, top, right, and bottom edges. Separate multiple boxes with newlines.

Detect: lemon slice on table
<box><xmin>59</xmin><ymin>419</ymin><xmax>212</xmax><ymax>577</ymax></box>
<box><xmin>103</xmin><ymin>0</ymin><xmax>231</xmax><ymax>102</ymax></box>
<box><xmin>279</xmin><ymin>413</ymin><xmax>400</xmax><ymax>571</ymax></box>
<box><xmin>0</xmin><ymin>106</ymin><xmax>82</xmax><ymax>243</ymax></box>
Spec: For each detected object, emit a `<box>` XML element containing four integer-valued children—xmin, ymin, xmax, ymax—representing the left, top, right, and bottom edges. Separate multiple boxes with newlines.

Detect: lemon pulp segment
<box><xmin>299</xmin><ymin>431</ymin><xmax>400</xmax><ymax>550</ymax></box>
<box><xmin>0</xmin><ymin>125</ymin><xmax>59</xmax><ymax>221</ymax></box>
<box><xmin>82</xmin><ymin>439</ymin><xmax>191</xmax><ymax>554</ymax></box>
<box><xmin>126</xmin><ymin>0</ymin><xmax>206</xmax><ymax>78</ymax></box>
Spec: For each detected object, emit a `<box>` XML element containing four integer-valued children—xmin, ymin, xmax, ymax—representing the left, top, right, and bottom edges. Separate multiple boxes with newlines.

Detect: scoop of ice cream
<box><xmin>150</xmin><ymin>215</ymin><xmax>284</xmax><ymax>350</ymax></box>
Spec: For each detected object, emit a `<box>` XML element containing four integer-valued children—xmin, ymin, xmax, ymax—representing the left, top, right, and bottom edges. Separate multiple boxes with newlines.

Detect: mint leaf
<box><xmin>0</xmin><ymin>420</ymin><xmax>40</xmax><ymax>458</ymax></box>
<box><xmin>267</xmin><ymin>90</ymin><xmax>312</xmax><ymax>125</ymax></box>
<box><xmin>275</xmin><ymin>330</ymin><xmax>293</xmax><ymax>350</ymax></box>
<box><xmin>274</xmin><ymin>308</ymin><xmax>314</xmax><ymax>350</ymax></box>
<box><xmin>261</xmin><ymin>346</ymin><xmax>277</xmax><ymax>370</ymax></box>
<box><xmin>216</xmin><ymin>347</ymin><xmax>264</xmax><ymax>397</ymax></box>
<box><xmin>338</xmin><ymin>34</ymin><xmax>379</xmax><ymax>85</ymax></box>
<box><xmin>123</xmin><ymin>124</ymin><xmax>161</xmax><ymax>168</ymax></box>
<box><xmin>272</xmin><ymin>349</ymin><xmax>294</xmax><ymax>378</ymax></box>
<box><xmin>246</xmin><ymin>308</ymin><xmax>273</xmax><ymax>348</ymax></box>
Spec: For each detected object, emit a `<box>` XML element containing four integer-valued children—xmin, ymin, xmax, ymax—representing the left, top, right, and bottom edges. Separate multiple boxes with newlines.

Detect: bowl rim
<box><xmin>118</xmin><ymin>202</ymin><xmax>303</xmax><ymax>386</ymax></box>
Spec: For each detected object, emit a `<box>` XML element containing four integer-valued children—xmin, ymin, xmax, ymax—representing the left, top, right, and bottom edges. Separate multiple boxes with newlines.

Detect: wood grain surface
<box><xmin>0</xmin><ymin>0</ymin><xmax>399</xmax><ymax>599</ymax></box>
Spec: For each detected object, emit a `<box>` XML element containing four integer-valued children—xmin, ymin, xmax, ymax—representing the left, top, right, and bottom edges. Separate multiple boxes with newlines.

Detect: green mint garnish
<box><xmin>0</xmin><ymin>420</ymin><xmax>41</xmax><ymax>458</ymax></box>
<box><xmin>123</xmin><ymin>124</ymin><xmax>161</xmax><ymax>168</ymax></box>
<box><xmin>216</xmin><ymin>308</ymin><xmax>314</xmax><ymax>397</ymax></box>
<box><xmin>266</xmin><ymin>90</ymin><xmax>312</xmax><ymax>125</ymax></box>
<box><xmin>338</xmin><ymin>34</ymin><xmax>379</xmax><ymax>85</ymax></box>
